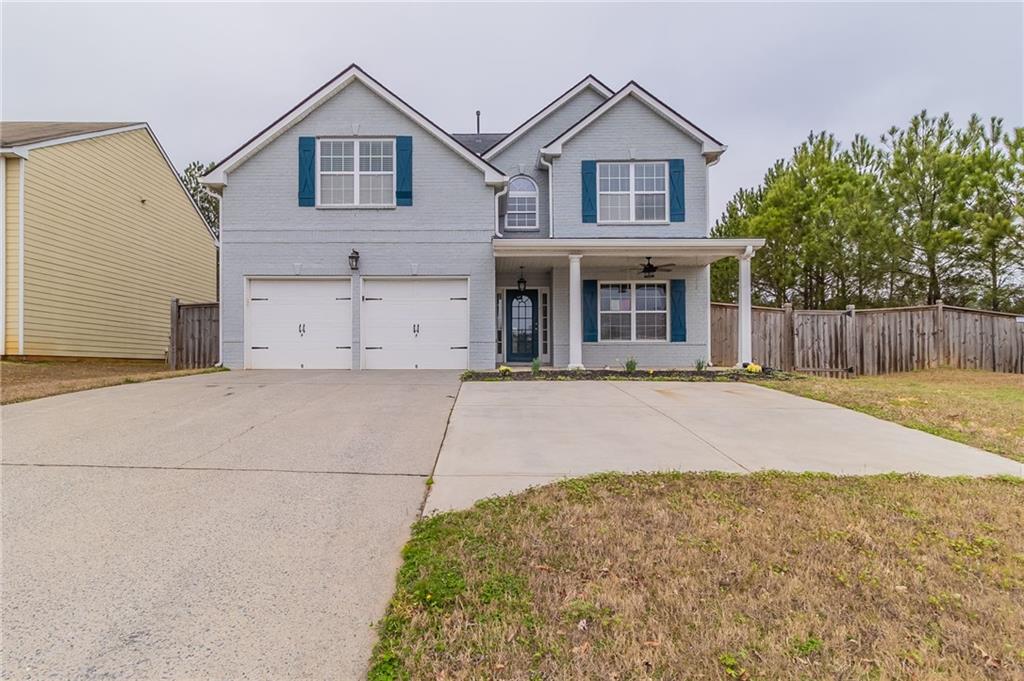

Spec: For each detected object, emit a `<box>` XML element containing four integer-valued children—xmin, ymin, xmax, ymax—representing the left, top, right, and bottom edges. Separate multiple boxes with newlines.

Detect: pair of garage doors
<box><xmin>247</xmin><ymin>278</ymin><xmax>468</xmax><ymax>369</ymax></box>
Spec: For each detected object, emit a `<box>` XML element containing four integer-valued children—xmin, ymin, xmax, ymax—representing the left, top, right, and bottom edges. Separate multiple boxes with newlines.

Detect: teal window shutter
<box><xmin>581</xmin><ymin>160</ymin><xmax>597</xmax><ymax>223</ymax></box>
<box><xmin>670</xmin><ymin>279</ymin><xmax>686</xmax><ymax>342</ymax></box>
<box><xmin>583</xmin><ymin>280</ymin><xmax>598</xmax><ymax>341</ymax></box>
<box><xmin>298</xmin><ymin>137</ymin><xmax>315</xmax><ymax>207</ymax></box>
<box><xmin>669</xmin><ymin>159</ymin><xmax>685</xmax><ymax>222</ymax></box>
<box><xmin>396</xmin><ymin>136</ymin><xmax>413</xmax><ymax>206</ymax></box>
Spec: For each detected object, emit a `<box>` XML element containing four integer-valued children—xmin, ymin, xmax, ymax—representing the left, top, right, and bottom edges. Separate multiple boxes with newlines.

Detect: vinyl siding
<box><xmin>4</xmin><ymin>158</ymin><xmax>21</xmax><ymax>354</ymax></box>
<box><xmin>489</xmin><ymin>87</ymin><xmax>607</xmax><ymax>239</ymax></box>
<box><xmin>220</xmin><ymin>79</ymin><xmax>496</xmax><ymax>369</ymax></box>
<box><xmin>550</xmin><ymin>95</ymin><xmax>709</xmax><ymax>238</ymax></box>
<box><xmin>19</xmin><ymin>129</ymin><xmax>216</xmax><ymax>358</ymax></box>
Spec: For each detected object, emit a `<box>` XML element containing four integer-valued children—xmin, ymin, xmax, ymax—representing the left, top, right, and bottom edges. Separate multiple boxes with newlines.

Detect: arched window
<box><xmin>506</xmin><ymin>175</ymin><xmax>538</xmax><ymax>229</ymax></box>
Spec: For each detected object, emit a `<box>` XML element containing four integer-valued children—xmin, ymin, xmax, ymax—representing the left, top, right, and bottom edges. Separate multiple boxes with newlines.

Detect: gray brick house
<box><xmin>202</xmin><ymin>65</ymin><xmax>763</xmax><ymax>370</ymax></box>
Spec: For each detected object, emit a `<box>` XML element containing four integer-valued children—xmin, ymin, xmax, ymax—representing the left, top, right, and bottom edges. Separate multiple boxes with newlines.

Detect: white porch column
<box><xmin>568</xmin><ymin>254</ymin><xmax>584</xmax><ymax>369</ymax></box>
<box><xmin>737</xmin><ymin>247</ymin><xmax>753</xmax><ymax>365</ymax></box>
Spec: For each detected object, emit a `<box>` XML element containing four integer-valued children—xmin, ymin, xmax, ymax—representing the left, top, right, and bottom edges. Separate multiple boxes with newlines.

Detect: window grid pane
<box><xmin>319</xmin><ymin>138</ymin><xmax>395</xmax><ymax>206</ymax></box>
<box><xmin>599</xmin><ymin>313</ymin><xmax>631</xmax><ymax>341</ymax></box>
<box><xmin>636</xmin><ymin>312</ymin><xmax>667</xmax><ymax>340</ymax></box>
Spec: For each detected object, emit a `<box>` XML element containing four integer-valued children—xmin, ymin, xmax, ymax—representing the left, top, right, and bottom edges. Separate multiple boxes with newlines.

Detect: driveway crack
<box><xmin>606</xmin><ymin>382</ymin><xmax>751</xmax><ymax>472</ymax></box>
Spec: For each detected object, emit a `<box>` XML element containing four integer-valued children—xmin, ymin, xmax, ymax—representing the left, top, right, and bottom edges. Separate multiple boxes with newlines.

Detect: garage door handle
<box><xmin>335</xmin><ymin>346</ymin><xmax>351</xmax><ymax>349</ymax></box>
<box><xmin>250</xmin><ymin>297</ymin><xmax>269</xmax><ymax>302</ymax></box>
<box><xmin>251</xmin><ymin>346</ymin><xmax>269</xmax><ymax>350</ymax></box>
<box><xmin>335</xmin><ymin>297</ymin><xmax>351</xmax><ymax>301</ymax></box>
<box><xmin>365</xmin><ymin>346</ymin><xmax>383</xmax><ymax>350</ymax></box>
<box><xmin>450</xmin><ymin>346</ymin><xmax>468</xmax><ymax>350</ymax></box>
<box><xmin>363</xmin><ymin>297</ymin><xmax>382</xmax><ymax>301</ymax></box>
<box><xmin>450</xmin><ymin>296</ymin><xmax>467</xmax><ymax>300</ymax></box>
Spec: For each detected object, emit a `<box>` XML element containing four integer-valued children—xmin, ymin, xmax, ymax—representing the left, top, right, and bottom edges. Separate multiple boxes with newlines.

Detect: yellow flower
<box><xmin>746</xmin><ymin>363</ymin><xmax>763</xmax><ymax>373</ymax></box>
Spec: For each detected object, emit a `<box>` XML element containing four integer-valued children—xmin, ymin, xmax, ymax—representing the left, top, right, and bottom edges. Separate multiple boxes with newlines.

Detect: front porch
<box><xmin>492</xmin><ymin>238</ymin><xmax>765</xmax><ymax>369</ymax></box>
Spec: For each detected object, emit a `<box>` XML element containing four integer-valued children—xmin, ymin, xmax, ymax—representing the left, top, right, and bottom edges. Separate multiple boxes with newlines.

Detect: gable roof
<box><xmin>452</xmin><ymin>133</ymin><xmax>508</xmax><ymax>155</ymax></box>
<box><xmin>202</xmin><ymin>64</ymin><xmax>507</xmax><ymax>188</ymax></box>
<box><xmin>1</xmin><ymin>121</ymin><xmax>143</xmax><ymax>147</ymax></box>
<box><xmin>481</xmin><ymin>75</ymin><xmax>613</xmax><ymax>160</ymax></box>
<box><xmin>2</xmin><ymin>121</ymin><xmax>217</xmax><ymax>243</ymax></box>
<box><xmin>540</xmin><ymin>81</ymin><xmax>727</xmax><ymax>164</ymax></box>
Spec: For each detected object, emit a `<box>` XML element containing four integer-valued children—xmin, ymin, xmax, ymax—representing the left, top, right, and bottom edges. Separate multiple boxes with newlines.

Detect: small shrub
<box><xmin>624</xmin><ymin>356</ymin><xmax>638</xmax><ymax>374</ymax></box>
<box><xmin>459</xmin><ymin>370</ymin><xmax>476</xmax><ymax>381</ymax></box>
<box><xmin>530</xmin><ymin>358</ymin><xmax>541</xmax><ymax>376</ymax></box>
<box><xmin>694</xmin><ymin>358</ymin><xmax>707</xmax><ymax>372</ymax></box>
<box><xmin>498</xmin><ymin>365</ymin><xmax>512</xmax><ymax>378</ymax></box>
<box><xmin>746</xmin><ymin>362</ymin><xmax>763</xmax><ymax>374</ymax></box>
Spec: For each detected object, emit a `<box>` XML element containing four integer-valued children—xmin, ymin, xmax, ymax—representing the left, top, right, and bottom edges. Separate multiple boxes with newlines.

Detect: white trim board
<box><xmin>482</xmin><ymin>76</ymin><xmax>612</xmax><ymax>160</ymax></box>
<box><xmin>541</xmin><ymin>82</ymin><xmax>727</xmax><ymax>164</ymax></box>
<box><xmin>202</xmin><ymin>65</ymin><xmax>508</xmax><ymax>188</ymax></box>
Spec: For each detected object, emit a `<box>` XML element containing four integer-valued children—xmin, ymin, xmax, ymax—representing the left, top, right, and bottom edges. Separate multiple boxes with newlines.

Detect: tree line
<box><xmin>711</xmin><ymin>111</ymin><xmax>1024</xmax><ymax>312</ymax></box>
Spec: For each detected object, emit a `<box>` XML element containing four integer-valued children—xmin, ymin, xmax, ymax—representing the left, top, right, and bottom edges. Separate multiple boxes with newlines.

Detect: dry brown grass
<box><xmin>370</xmin><ymin>473</ymin><xmax>1024</xmax><ymax>680</ymax></box>
<box><xmin>764</xmin><ymin>369</ymin><xmax>1024</xmax><ymax>462</ymax></box>
<box><xmin>0</xmin><ymin>358</ymin><xmax>222</xmax><ymax>404</ymax></box>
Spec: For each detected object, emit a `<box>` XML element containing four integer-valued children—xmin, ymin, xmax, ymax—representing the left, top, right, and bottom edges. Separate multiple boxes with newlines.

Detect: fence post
<box><xmin>935</xmin><ymin>299</ymin><xmax>945</xmax><ymax>367</ymax></box>
<box><xmin>844</xmin><ymin>304</ymin><xmax>857</xmax><ymax>375</ymax></box>
<box><xmin>168</xmin><ymin>298</ymin><xmax>179</xmax><ymax>369</ymax></box>
<box><xmin>782</xmin><ymin>302</ymin><xmax>794</xmax><ymax>371</ymax></box>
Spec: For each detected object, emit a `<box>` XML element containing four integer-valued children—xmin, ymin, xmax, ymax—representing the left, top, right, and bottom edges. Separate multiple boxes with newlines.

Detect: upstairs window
<box><xmin>506</xmin><ymin>175</ymin><xmax>538</xmax><ymax>229</ymax></box>
<box><xmin>598</xmin><ymin>161</ymin><xmax>667</xmax><ymax>223</ymax></box>
<box><xmin>318</xmin><ymin>138</ymin><xmax>394</xmax><ymax>207</ymax></box>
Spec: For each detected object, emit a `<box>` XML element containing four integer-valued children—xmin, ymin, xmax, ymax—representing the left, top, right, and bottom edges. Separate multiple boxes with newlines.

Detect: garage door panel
<box><xmin>247</xmin><ymin>279</ymin><xmax>352</xmax><ymax>369</ymax></box>
<box><xmin>361</xmin><ymin>278</ymin><xmax>468</xmax><ymax>370</ymax></box>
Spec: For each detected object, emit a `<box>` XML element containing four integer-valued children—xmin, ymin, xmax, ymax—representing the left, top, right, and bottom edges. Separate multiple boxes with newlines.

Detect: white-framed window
<box><xmin>506</xmin><ymin>175</ymin><xmax>538</xmax><ymax>229</ymax></box>
<box><xmin>598</xmin><ymin>282</ymin><xmax>668</xmax><ymax>341</ymax></box>
<box><xmin>597</xmin><ymin>161</ymin><xmax>667</xmax><ymax>223</ymax></box>
<box><xmin>317</xmin><ymin>138</ymin><xmax>394</xmax><ymax>207</ymax></box>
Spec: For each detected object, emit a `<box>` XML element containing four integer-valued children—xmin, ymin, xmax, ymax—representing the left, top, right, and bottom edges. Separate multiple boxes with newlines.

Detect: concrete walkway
<box><xmin>1</xmin><ymin>370</ymin><xmax>460</xmax><ymax>680</ymax></box>
<box><xmin>424</xmin><ymin>381</ymin><xmax>1022</xmax><ymax>513</ymax></box>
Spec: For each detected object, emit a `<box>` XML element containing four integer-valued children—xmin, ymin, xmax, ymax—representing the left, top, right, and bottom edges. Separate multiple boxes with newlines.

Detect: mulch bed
<box><xmin>462</xmin><ymin>367</ymin><xmax>794</xmax><ymax>382</ymax></box>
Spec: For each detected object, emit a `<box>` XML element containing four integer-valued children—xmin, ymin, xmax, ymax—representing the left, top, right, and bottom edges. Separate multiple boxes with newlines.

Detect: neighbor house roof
<box><xmin>451</xmin><ymin>133</ymin><xmax>508</xmax><ymax>155</ymax></box>
<box><xmin>1</xmin><ymin>120</ymin><xmax>217</xmax><ymax>242</ymax></box>
<box><xmin>481</xmin><ymin>75</ymin><xmax>613</xmax><ymax>160</ymax></box>
<box><xmin>202</xmin><ymin>64</ymin><xmax>508</xmax><ymax>187</ymax></box>
<box><xmin>540</xmin><ymin>81</ymin><xmax>727</xmax><ymax>164</ymax></box>
<box><xmin>0</xmin><ymin>122</ymin><xmax>142</xmax><ymax>147</ymax></box>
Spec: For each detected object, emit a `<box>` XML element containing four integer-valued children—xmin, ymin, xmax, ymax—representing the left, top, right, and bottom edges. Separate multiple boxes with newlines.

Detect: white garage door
<box><xmin>247</xmin><ymin>279</ymin><xmax>352</xmax><ymax>369</ymax></box>
<box><xmin>361</xmin><ymin>278</ymin><xmax>469</xmax><ymax>369</ymax></box>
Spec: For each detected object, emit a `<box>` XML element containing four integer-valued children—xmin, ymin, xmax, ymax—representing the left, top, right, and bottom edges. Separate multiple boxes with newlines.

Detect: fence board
<box><xmin>168</xmin><ymin>299</ymin><xmax>219</xmax><ymax>369</ymax></box>
<box><xmin>712</xmin><ymin>302</ymin><xmax>1024</xmax><ymax>376</ymax></box>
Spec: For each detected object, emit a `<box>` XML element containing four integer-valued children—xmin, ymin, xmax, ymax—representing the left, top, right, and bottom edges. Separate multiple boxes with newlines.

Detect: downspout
<box><xmin>539</xmin><ymin>154</ymin><xmax>554</xmax><ymax>238</ymax></box>
<box><xmin>494</xmin><ymin>183</ymin><xmax>509</xmax><ymax>237</ymax></box>
<box><xmin>207</xmin><ymin>184</ymin><xmax>225</xmax><ymax>367</ymax></box>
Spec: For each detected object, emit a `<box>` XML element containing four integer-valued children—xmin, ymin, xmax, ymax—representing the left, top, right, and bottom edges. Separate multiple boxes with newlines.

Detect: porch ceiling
<box><xmin>493</xmin><ymin>238</ymin><xmax>765</xmax><ymax>267</ymax></box>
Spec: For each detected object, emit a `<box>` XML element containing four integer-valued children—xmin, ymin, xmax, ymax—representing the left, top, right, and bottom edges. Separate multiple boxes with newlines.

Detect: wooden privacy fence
<box><xmin>169</xmin><ymin>299</ymin><xmax>219</xmax><ymax>369</ymax></box>
<box><xmin>711</xmin><ymin>301</ymin><xmax>1024</xmax><ymax>376</ymax></box>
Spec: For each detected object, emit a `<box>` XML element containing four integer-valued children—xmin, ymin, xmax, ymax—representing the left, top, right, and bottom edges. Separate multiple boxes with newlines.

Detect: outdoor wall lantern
<box><xmin>517</xmin><ymin>267</ymin><xmax>527</xmax><ymax>293</ymax></box>
<box><xmin>348</xmin><ymin>249</ymin><xmax>360</xmax><ymax>271</ymax></box>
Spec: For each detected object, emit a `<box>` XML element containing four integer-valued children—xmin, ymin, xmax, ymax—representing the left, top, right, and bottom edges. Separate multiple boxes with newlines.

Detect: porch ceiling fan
<box><xmin>638</xmin><ymin>257</ymin><xmax>675</xmax><ymax>278</ymax></box>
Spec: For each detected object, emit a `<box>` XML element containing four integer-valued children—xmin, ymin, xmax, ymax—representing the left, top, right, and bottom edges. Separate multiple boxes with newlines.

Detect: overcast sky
<box><xmin>3</xmin><ymin>2</ymin><xmax>1021</xmax><ymax>219</ymax></box>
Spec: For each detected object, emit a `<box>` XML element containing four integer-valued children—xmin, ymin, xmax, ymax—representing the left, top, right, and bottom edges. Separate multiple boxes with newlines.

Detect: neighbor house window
<box><xmin>318</xmin><ymin>138</ymin><xmax>394</xmax><ymax>207</ymax></box>
<box><xmin>599</xmin><ymin>282</ymin><xmax>668</xmax><ymax>341</ymax></box>
<box><xmin>506</xmin><ymin>175</ymin><xmax>538</xmax><ymax>229</ymax></box>
<box><xmin>598</xmin><ymin>161</ymin><xmax>667</xmax><ymax>223</ymax></box>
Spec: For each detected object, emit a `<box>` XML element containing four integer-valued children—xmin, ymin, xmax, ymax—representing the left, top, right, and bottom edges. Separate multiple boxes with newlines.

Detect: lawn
<box><xmin>762</xmin><ymin>368</ymin><xmax>1024</xmax><ymax>462</ymax></box>
<box><xmin>370</xmin><ymin>473</ymin><xmax>1023</xmax><ymax>680</ymax></box>
<box><xmin>0</xmin><ymin>358</ymin><xmax>222</xmax><ymax>404</ymax></box>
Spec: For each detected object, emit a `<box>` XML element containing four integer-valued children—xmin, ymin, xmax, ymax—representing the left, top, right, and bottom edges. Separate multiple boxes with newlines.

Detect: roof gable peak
<box><xmin>481</xmin><ymin>74</ymin><xmax>613</xmax><ymax>159</ymax></box>
<box><xmin>202</xmin><ymin>64</ymin><xmax>506</xmax><ymax>187</ymax></box>
<box><xmin>541</xmin><ymin>80</ymin><xmax>726</xmax><ymax>164</ymax></box>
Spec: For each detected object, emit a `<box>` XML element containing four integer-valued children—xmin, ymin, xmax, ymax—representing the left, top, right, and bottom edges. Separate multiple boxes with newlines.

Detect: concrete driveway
<box><xmin>1</xmin><ymin>370</ymin><xmax>459</xmax><ymax>680</ymax></box>
<box><xmin>425</xmin><ymin>380</ymin><xmax>1022</xmax><ymax>513</ymax></box>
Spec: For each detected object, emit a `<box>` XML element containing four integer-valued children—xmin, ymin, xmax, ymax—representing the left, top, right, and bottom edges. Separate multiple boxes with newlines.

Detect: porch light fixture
<box><xmin>517</xmin><ymin>267</ymin><xmax>527</xmax><ymax>293</ymax></box>
<box><xmin>348</xmin><ymin>249</ymin><xmax>360</xmax><ymax>271</ymax></box>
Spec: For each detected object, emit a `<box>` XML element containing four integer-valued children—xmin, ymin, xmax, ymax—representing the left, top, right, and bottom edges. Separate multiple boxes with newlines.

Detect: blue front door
<box><xmin>506</xmin><ymin>289</ymin><xmax>538</xmax><ymax>363</ymax></box>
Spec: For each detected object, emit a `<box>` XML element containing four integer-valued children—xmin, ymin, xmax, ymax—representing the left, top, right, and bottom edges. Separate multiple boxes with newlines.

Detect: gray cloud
<box><xmin>3</xmin><ymin>2</ymin><xmax>1021</xmax><ymax>219</ymax></box>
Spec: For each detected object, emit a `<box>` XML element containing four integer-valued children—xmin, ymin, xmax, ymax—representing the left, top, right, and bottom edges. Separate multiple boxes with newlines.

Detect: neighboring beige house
<box><xmin>1</xmin><ymin>122</ymin><xmax>217</xmax><ymax>359</ymax></box>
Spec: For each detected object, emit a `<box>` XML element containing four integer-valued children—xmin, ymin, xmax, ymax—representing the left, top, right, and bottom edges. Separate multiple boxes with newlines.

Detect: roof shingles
<box><xmin>0</xmin><ymin>122</ymin><xmax>140</xmax><ymax>147</ymax></box>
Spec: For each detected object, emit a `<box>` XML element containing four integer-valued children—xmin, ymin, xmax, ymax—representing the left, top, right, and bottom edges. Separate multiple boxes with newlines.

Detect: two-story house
<box><xmin>202</xmin><ymin>65</ymin><xmax>763</xmax><ymax>370</ymax></box>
